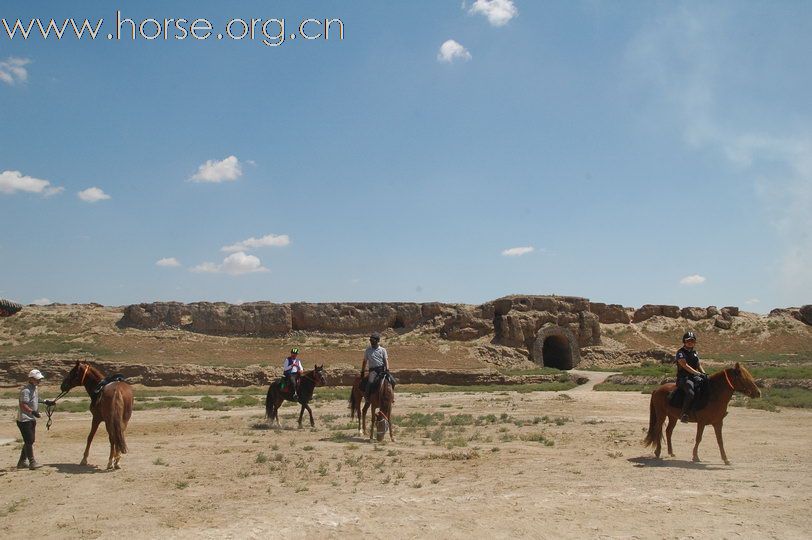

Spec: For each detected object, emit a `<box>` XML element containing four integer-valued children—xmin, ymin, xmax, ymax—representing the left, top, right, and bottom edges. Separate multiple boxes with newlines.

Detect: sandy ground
<box><xmin>1</xmin><ymin>380</ymin><xmax>810</xmax><ymax>539</ymax></box>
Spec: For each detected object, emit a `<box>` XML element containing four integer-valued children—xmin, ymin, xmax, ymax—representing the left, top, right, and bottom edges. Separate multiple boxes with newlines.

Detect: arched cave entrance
<box><xmin>532</xmin><ymin>326</ymin><xmax>579</xmax><ymax>370</ymax></box>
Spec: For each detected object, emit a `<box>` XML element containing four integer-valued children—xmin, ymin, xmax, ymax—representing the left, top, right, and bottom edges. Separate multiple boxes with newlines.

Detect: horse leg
<box><xmin>305</xmin><ymin>403</ymin><xmax>315</xmax><ymax>427</ymax></box>
<box><xmin>107</xmin><ymin>427</ymin><xmax>116</xmax><ymax>470</ymax></box>
<box><xmin>665</xmin><ymin>415</ymin><xmax>677</xmax><ymax>457</ymax></box>
<box><xmin>81</xmin><ymin>416</ymin><xmax>102</xmax><ymax>466</ymax></box>
<box><xmin>692</xmin><ymin>423</ymin><xmax>706</xmax><ymax>462</ymax></box>
<box><xmin>361</xmin><ymin>402</ymin><xmax>370</xmax><ymax>436</ymax></box>
<box><xmin>298</xmin><ymin>403</ymin><xmax>305</xmax><ymax>429</ymax></box>
<box><xmin>274</xmin><ymin>399</ymin><xmax>282</xmax><ymax>428</ymax></box>
<box><xmin>369</xmin><ymin>404</ymin><xmax>376</xmax><ymax>442</ymax></box>
<box><xmin>712</xmin><ymin>422</ymin><xmax>730</xmax><ymax>465</ymax></box>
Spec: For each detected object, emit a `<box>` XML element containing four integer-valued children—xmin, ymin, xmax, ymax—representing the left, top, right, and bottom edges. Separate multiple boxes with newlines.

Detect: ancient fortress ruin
<box><xmin>118</xmin><ymin>295</ymin><xmax>761</xmax><ymax>370</ymax></box>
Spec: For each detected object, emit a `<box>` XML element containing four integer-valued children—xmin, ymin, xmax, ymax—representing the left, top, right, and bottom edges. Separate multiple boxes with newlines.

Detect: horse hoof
<box><xmin>724</xmin><ymin>460</ymin><xmax>731</xmax><ymax>466</ymax></box>
<box><xmin>114</xmin><ymin>463</ymin><xmax>121</xmax><ymax>470</ymax></box>
<box><xmin>692</xmin><ymin>457</ymin><xmax>701</xmax><ymax>463</ymax></box>
<box><xmin>668</xmin><ymin>453</ymin><xmax>676</xmax><ymax>457</ymax></box>
<box><xmin>80</xmin><ymin>460</ymin><xmax>88</xmax><ymax>466</ymax></box>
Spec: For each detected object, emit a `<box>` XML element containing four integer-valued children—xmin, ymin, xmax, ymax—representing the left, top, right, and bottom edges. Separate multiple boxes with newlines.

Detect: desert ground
<box><xmin>1</xmin><ymin>376</ymin><xmax>810</xmax><ymax>539</ymax></box>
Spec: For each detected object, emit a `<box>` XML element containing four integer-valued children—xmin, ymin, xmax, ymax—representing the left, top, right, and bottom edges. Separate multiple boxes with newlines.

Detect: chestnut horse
<box><xmin>349</xmin><ymin>372</ymin><xmax>394</xmax><ymax>442</ymax></box>
<box><xmin>643</xmin><ymin>362</ymin><xmax>760</xmax><ymax>465</ymax></box>
<box><xmin>60</xmin><ymin>361</ymin><xmax>133</xmax><ymax>470</ymax></box>
<box><xmin>265</xmin><ymin>365</ymin><xmax>327</xmax><ymax>428</ymax></box>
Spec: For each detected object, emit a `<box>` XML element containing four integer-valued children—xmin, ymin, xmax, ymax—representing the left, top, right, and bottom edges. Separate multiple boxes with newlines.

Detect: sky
<box><xmin>1</xmin><ymin>1</ymin><xmax>810</xmax><ymax>311</ymax></box>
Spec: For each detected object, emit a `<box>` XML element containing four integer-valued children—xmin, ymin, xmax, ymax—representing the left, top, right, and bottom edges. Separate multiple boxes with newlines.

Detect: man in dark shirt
<box><xmin>675</xmin><ymin>331</ymin><xmax>707</xmax><ymax>422</ymax></box>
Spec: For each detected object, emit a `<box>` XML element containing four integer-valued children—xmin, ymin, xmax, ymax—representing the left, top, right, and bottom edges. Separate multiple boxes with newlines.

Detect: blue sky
<box><xmin>1</xmin><ymin>1</ymin><xmax>810</xmax><ymax>311</ymax></box>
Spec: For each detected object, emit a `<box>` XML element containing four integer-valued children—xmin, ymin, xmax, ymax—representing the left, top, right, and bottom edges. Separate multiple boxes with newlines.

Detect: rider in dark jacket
<box><xmin>675</xmin><ymin>331</ymin><xmax>707</xmax><ymax>422</ymax></box>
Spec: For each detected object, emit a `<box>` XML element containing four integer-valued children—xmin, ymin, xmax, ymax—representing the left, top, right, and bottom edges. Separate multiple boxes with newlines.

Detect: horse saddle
<box><xmin>368</xmin><ymin>371</ymin><xmax>397</xmax><ymax>394</ymax></box>
<box><xmin>91</xmin><ymin>374</ymin><xmax>127</xmax><ymax>404</ymax></box>
<box><xmin>668</xmin><ymin>380</ymin><xmax>710</xmax><ymax>411</ymax></box>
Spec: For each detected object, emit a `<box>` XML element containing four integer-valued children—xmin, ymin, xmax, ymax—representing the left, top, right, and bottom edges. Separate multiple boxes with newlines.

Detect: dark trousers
<box><xmin>678</xmin><ymin>377</ymin><xmax>698</xmax><ymax>414</ymax></box>
<box><xmin>16</xmin><ymin>420</ymin><xmax>36</xmax><ymax>461</ymax></box>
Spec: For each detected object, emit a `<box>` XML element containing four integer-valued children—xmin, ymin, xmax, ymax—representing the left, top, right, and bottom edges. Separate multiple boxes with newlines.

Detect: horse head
<box><xmin>61</xmin><ymin>361</ymin><xmax>97</xmax><ymax>393</ymax></box>
<box><xmin>730</xmin><ymin>362</ymin><xmax>761</xmax><ymax>398</ymax></box>
<box><xmin>313</xmin><ymin>364</ymin><xmax>328</xmax><ymax>387</ymax></box>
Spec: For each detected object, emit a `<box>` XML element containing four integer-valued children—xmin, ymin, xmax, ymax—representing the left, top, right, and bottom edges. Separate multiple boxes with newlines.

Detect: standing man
<box><xmin>17</xmin><ymin>369</ymin><xmax>54</xmax><ymax>469</ymax></box>
<box><xmin>675</xmin><ymin>331</ymin><xmax>707</xmax><ymax>422</ymax></box>
<box><xmin>360</xmin><ymin>332</ymin><xmax>389</xmax><ymax>400</ymax></box>
<box><xmin>283</xmin><ymin>347</ymin><xmax>303</xmax><ymax>399</ymax></box>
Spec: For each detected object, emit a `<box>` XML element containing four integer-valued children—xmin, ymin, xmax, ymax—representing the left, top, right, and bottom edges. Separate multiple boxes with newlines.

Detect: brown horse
<box><xmin>265</xmin><ymin>365</ymin><xmax>327</xmax><ymax>428</ymax></box>
<box><xmin>358</xmin><ymin>372</ymin><xmax>394</xmax><ymax>442</ymax></box>
<box><xmin>60</xmin><ymin>361</ymin><xmax>133</xmax><ymax>470</ymax></box>
<box><xmin>643</xmin><ymin>362</ymin><xmax>760</xmax><ymax>465</ymax></box>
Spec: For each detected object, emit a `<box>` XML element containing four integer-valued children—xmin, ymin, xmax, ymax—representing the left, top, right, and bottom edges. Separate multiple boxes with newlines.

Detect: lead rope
<box><xmin>45</xmin><ymin>390</ymin><xmax>69</xmax><ymax>430</ymax></box>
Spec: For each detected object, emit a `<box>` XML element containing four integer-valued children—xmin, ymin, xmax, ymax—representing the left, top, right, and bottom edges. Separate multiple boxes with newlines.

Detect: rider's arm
<box><xmin>360</xmin><ymin>355</ymin><xmax>367</xmax><ymax>375</ymax></box>
<box><xmin>383</xmin><ymin>348</ymin><xmax>389</xmax><ymax>371</ymax></box>
<box><xmin>676</xmin><ymin>358</ymin><xmax>701</xmax><ymax>376</ymax></box>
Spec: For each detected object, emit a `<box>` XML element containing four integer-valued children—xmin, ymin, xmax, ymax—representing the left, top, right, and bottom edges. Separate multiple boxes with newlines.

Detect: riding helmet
<box><xmin>682</xmin><ymin>331</ymin><xmax>697</xmax><ymax>342</ymax></box>
<box><xmin>290</xmin><ymin>347</ymin><xmax>299</xmax><ymax>355</ymax></box>
<box><xmin>370</xmin><ymin>332</ymin><xmax>381</xmax><ymax>341</ymax></box>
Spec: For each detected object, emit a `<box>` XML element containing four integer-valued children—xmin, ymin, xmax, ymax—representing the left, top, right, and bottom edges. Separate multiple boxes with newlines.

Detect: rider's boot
<box><xmin>680</xmin><ymin>396</ymin><xmax>693</xmax><ymax>423</ymax></box>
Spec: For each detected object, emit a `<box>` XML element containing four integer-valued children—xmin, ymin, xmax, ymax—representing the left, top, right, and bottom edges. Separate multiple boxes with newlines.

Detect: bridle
<box><xmin>300</xmin><ymin>369</ymin><xmax>325</xmax><ymax>385</ymax></box>
<box><xmin>47</xmin><ymin>363</ymin><xmax>91</xmax><ymax>430</ymax></box>
<box><xmin>722</xmin><ymin>369</ymin><xmax>735</xmax><ymax>391</ymax></box>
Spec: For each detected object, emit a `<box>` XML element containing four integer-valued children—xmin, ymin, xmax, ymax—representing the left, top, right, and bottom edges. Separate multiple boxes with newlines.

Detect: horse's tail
<box><xmin>642</xmin><ymin>393</ymin><xmax>662</xmax><ymax>448</ymax></box>
<box><xmin>110</xmin><ymin>387</ymin><xmax>128</xmax><ymax>454</ymax></box>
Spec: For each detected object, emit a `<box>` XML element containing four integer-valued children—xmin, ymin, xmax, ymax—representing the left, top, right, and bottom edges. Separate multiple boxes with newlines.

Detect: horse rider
<box><xmin>361</xmin><ymin>332</ymin><xmax>389</xmax><ymax>400</ymax></box>
<box><xmin>16</xmin><ymin>369</ymin><xmax>55</xmax><ymax>470</ymax></box>
<box><xmin>675</xmin><ymin>331</ymin><xmax>707</xmax><ymax>422</ymax></box>
<box><xmin>283</xmin><ymin>348</ymin><xmax>303</xmax><ymax>399</ymax></box>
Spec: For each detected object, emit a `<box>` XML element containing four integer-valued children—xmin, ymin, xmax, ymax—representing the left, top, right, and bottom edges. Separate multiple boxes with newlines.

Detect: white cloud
<box><xmin>745</xmin><ymin>298</ymin><xmax>760</xmax><ymax>305</ymax></box>
<box><xmin>0</xmin><ymin>57</ymin><xmax>30</xmax><ymax>85</ymax></box>
<box><xmin>437</xmin><ymin>40</ymin><xmax>472</xmax><ymax>63</ymax></box>
<box><xmin>468</xmin><ymin>0</ymin><xmax>518</xmax><ymax>27</ymax></box>
<box><xmin>191</xmin><ymin>252</ymin><xmax>268</xmax><ymax>275</ymax></box>
<box><xmin>156</xmin><ymin>257</ymin><xmax>181</xmax><ymax>267</ymax></box>
<box><xmin>626</xmin><ymin>6</ymin><xmax>812</xmax><ymax>301</ymax></box>
<box><xmin>190</xmin><ymin>262</ymin><xmax>220</xmax><ymax>274</ymax></box>
<box><xmin>31</xmin><ymin>298</ymin><xmax>51</xmax><ymax>305</ymax></box>
<box><xmin>189</xmin><ymin>155</ymin><xmax>242</xmax><ymax>183</ymax></box>
<box><xmin>221</xmin><ymin>234</ymin><xmax>291</xmax><ymax>253</ymax></box>
<box><xmin>0</xmin><ymin>170</ymin><xmax>63</xmax><ymax>196</ymax></box>
<box><xmin>77</xmin><ymin>187</ymin><xmax>111</xmax><ymax>203</ymax></box>
<box><xmin>679</xmin><ymin>274</ymin><xmax>706</xmax><ymax>286</ymax></box>
<box><xmin>502</xmin><ymin>246</ymin><xmax>534</xmax><ymax>257</ymax></box>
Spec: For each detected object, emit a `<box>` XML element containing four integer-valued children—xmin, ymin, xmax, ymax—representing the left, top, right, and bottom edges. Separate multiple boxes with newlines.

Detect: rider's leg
<box><xmin>365</xmin><ymin>370</ymin><xmax>377</xmax><ymax>400</ymax></box>
<box><xmin>680</xmin><ymin>378</ymin><xmax>696</xmax><ymax>422</ymax></box>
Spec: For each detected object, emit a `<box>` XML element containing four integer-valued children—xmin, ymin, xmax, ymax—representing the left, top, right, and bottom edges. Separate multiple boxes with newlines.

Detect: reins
<box><xmin>45</xmin><ymin>389</ymin><xmax>69</xmax><ymax>430</ymax></box>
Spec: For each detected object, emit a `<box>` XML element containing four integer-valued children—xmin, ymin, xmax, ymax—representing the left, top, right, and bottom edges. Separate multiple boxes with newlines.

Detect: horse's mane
<box><xmin>709</xmin><ymin>363</ymin><xmax>755</xmax><ymax>386</ymax></box>
<box><xmin>77</xmin><ymin>361</ymin><xmax>105</xmax><ymax>381</ymax></box>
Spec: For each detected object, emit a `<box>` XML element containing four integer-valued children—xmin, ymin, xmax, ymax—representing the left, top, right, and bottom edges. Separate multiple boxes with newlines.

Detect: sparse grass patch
<box><xmin>153</xmin><ymin>458</ymin><xmax>168</xmax><ymax>466</ymax></box>
<box><xmin>256</xmin><ymin>452</ymin><xmax>268</xmax><ymax>464</ymax></box>
<box><xmin>521</xmin><ymin>433</ymin><xmax>554</xmax><ymax>446</ymax></box>
<box><xmin>399</xmin><ymin>412</ymin><xmax>444</xmax><ymax>427</ymax></box>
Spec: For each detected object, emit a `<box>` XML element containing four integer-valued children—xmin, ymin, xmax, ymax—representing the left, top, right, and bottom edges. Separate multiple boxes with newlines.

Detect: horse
<box><xmin>359</xmin><ymin>371</ymin><xmax>395</xmax><ymax>442</ymax></box>
<box><xmin>265</xmin><ymin>365</ymin><xmax>327</xmax><ymax>428</ymax></box>
<box><xmin>643</xmin><ymin>362</ymin><xmax>760</xmax><ymax>465</ymax></box>
<box><xmin>60</xmin><ymin>361</ymin><xmax>134</xmax><ymax>470</ymax></box>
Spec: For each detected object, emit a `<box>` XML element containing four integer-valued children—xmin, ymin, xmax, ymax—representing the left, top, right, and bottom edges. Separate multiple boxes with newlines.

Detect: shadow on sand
<box><xmin>628</xmin><ymin>456</ymin><xmax>727</xmax><ymax>471</ymax></box>
<box><xmin>50</xmin><ymin>462</ymin><xmax>109</xmax><ymax>474</ymax></box>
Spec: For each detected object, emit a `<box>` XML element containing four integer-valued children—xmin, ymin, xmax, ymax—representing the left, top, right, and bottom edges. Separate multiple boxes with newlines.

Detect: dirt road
<box><xmin>1</xmin><ymin>388</ymin><xmax>809</xmax><ymax>539</ymax></box>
